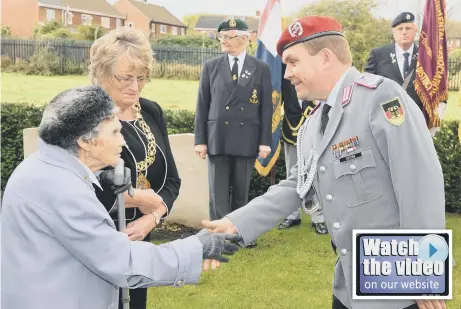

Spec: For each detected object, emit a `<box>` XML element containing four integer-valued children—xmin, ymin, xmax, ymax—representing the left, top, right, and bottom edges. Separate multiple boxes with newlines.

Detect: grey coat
<box><xmin>1</xmin><ymin>140</ymin><xmax>203</xmax><ymax>309</ymax></box>
<box><xmin>227</xmin><ymin>67</ymin><xmax>445</xmax><ymax>309</ymax></box>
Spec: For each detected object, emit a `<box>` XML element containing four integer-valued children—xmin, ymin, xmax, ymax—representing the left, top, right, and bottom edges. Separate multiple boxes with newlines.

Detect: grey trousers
<box><xmin>208</xmin><ymin>155</ymin><xmax>255</xmax><ymax>220</ymax></box>
<box><xmin>284</xmin><ymin>143</ymin><xmax>324</xmax><ymax>223</ymax></box>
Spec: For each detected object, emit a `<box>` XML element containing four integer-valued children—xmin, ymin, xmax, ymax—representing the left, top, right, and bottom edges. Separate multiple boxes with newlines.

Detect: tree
<box><xmin>182</xmin><ymin>14</ymin><xmax>201</xmax><ymax>30</ymax></box>
<box><xmin>296</xmin><ymin>0</ymin><xmax>391</xmax><ymax>70</ymax></box>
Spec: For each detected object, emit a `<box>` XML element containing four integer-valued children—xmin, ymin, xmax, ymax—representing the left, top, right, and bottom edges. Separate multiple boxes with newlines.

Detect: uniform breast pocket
<box><xmin>333</xmin><ymin>147</ymin><xmax>382</xmax><ymax>207</ymax></box>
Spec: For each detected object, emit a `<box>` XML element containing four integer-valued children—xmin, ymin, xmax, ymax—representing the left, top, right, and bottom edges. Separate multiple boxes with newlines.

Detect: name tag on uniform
<box><xmin>339</xmin><ymin>152</ymin><xmax>362</xmax><ymax>163</ymax></box>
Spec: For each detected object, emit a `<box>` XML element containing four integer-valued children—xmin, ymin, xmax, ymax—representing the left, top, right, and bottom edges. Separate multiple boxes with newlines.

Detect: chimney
<box><xmin>256</xmin><ymin>10</ymin><xmax>261</xmax><ymax>17</ymax></box>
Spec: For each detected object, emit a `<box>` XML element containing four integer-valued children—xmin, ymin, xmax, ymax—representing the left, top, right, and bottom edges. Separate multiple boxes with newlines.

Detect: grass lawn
<box><xmin>1</xmin><ymin>72</ymin><xmax>460</xmax><ymax>119</ymax></box>
<box><xmin>147</xmin><ymin>213</ymin><xmax>461</xmax><ymax>309</ymax></box>
<box><xmin>0</xmin><ymin>73</ymin><xmax>199</xmax><ymax>111</ymax></box>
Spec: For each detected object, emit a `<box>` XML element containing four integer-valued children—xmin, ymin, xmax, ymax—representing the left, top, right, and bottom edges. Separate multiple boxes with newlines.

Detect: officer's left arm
<box><xmin>259</xmin><ymin>63</ymin><xmax>273</xmax><ymax>146</ymax></box>
<box><xmin>368</xmin><ymin>82</ymin><xmax>445</xmax><ymax>229</ymax></box>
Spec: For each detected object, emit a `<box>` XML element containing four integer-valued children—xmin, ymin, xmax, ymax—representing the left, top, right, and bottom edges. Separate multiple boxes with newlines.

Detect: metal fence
<box><xmin>0</xmin><ymin>38</ymin><xmax>460</xmax><ymax>89</ymax></box>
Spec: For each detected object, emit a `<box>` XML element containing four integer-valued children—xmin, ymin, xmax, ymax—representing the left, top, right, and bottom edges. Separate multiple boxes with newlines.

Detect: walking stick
<box><xmin>114</xmin><ymin>159</ymin><xmax>130</xmax><ymax>309</ymax></box>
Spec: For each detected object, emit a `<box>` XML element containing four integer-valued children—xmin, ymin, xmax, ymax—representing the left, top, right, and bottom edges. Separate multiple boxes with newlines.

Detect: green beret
<box><xmin>217</xmin><ymin>18</ymin><xmax>248</xmax><ymax>32</ymax></box>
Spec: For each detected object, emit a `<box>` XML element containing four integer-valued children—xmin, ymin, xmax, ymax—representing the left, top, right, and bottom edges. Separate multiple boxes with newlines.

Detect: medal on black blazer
<box><xmin>137</xmin><ymin>173</ymin><xmax>151</xmax><ymax>190</ymax></box>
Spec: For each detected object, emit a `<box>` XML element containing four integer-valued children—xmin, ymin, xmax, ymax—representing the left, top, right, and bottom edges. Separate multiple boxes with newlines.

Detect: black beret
<box><xmin>392</xmin><ymin>12</ymin><xmax>415</xmax><ymax>28</ymax></box>
<box><xmin>217</xmin><ymin>18</ymin><xmax>248</xmax><ymax>32</ymax></box>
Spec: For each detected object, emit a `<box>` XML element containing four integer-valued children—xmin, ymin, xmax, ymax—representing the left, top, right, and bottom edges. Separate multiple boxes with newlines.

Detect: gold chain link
<box><xmin>132</xmin><ymin>101</ymin><xmax>156</xmax><ymax>172</ymax></box>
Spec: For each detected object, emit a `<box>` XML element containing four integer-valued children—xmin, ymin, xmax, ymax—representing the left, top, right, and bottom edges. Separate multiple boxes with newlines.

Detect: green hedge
<box><xmin>1</xmin><ymin>103</ymin><xmax>460</xmax><ymax>213</ymax></box>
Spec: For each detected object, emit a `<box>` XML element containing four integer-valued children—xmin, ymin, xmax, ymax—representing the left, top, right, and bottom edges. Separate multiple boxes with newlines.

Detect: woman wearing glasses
<box><xmin>89</xmin><ymin>27</ymin><xmax>180</xmax><ymax>309</ymax></box>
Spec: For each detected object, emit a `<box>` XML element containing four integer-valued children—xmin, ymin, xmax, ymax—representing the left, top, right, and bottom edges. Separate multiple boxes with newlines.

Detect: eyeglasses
<box><xmin>217</xmin><ymin>35</ymin><xmax>240</xmax><ymax>42</ymax></box>
<box><xmin>113</xmin><ymin>75</ymin><xmax>151</xmax><ymax>86</ymax></box>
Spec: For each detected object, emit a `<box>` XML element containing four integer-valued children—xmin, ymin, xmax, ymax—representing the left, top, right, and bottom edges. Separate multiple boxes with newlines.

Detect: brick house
<box><xmin>113</xmin><ymin>0</ymin><xmax>186</xmax><ymax>39</ymax></box>
<box><xmin>1</xmin><ymin>0</ymin><xmax>125</xmax><ymax>37</ymax></box>
<box><xmin>193</xmin><ymin>12</ymin><xmax>260</xmax><ymax>43</ymax></box>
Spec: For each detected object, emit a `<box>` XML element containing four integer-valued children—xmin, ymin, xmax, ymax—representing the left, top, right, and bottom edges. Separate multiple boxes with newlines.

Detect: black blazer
<box><xmin>365</xmin><ymin>43</ymin><xmax>429</xmax><ymax>123</ymax></box>
<box><xmin>96</xmin><ymin>98</ymin><xmax>181</xmax><ymax>223</ymax></box>
<box><xmin>194</xmin><ymin>54</ymin><xmax>273</xmax><ymax>157</ymax></box>
<box><xmin>281</xmin><ymin>64</ymin><xmax>316</xmax><ymax>145</ymax></box>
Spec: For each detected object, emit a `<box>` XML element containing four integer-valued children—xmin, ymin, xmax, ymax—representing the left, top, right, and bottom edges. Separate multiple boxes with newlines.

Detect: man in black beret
<box><xmin>365</xmin><ymin>12</ymin><xmax>429</xmax><ymax>124</ymax></box>
<box><xmin>194</xmin><ymin>18</ymin><xmax>273</xmax><ymax>248</ymax></box>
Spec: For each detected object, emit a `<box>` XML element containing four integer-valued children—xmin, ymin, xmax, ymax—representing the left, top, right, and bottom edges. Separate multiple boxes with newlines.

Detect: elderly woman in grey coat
<box><xmin>1</xmin><ymin>85</ymin><xmax>239</xmax><ymax>309</ymax></box>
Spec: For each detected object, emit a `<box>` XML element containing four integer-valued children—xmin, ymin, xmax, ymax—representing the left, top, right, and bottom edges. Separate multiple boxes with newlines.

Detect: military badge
<box><xmin>381</xmin><ymin>98</ymin><xmax>405</xmax><ymax>126</ymax></box>
<box><xmin>390</xmin><ymin>52</ymin><xmax>396</xmax><ymax>64</ymax></box>
<box><xmin>249</xmin><ymin>89</ymin><xmax>258</xmax><ymax>104</ymax></box>
<box><xmin>288</xmin><ymin>20</ymin><xmax>303</xmax><ymax>38</ymax></box>
<box><xmin>233</xmin><ymin>74</ymin><xmax>237</xmax><ymax>81</ymax></box>
<box><xmin>229</xmin><ymin>18</ymin><xmax>237</xmax><ymax>28</ymax></box>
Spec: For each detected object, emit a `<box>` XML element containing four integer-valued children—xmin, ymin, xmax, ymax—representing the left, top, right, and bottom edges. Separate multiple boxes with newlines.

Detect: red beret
<box><xmin>276</xmin><ymin>16</ymin><xmax>344</xmax><ymax>57</ymax></box>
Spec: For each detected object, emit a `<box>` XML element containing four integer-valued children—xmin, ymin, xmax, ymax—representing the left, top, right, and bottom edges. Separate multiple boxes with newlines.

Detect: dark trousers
<box><xmin>332</xmin><ymin>296</ymin><xmax>418</xmax><ymax>309</ymax></box>
<box><xmin>208</xmin><ymin>155</ymin><xmax>254</xmax><ymax>220</ymax></box>
<box><xmin>118</xmin><ymin>233</ymin><xmax>150</xmax><ymax>309</ymax></box>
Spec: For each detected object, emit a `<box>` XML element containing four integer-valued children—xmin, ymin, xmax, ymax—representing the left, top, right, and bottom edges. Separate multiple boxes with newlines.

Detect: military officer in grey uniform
<box><xmin>194</xmin><ymin>18</ymin><xmax>273</xmax><ymax>247</ymax></box>
<box><xmin>278</xmin><ymin>65</ymin><xmax>327</xmax><ymax>234</ymax></box>
<box><xmin>201</xmin><ymin>16</ymin><xmax>446</xmax><ymax>309</ymax></box>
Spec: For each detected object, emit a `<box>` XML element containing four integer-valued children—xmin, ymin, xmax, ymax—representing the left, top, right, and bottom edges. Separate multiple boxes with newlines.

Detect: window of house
<box><xmin>160</xmin><ymin>25</ymin><xmax>167</xmax><ymax>33</ymax></box>
<box><xmin>180</xmin><ymin>27</ymin><xmax>185</xmax><ymax>35</ymax></box>
<box><xmin>116</xmin><ymin>18</ymin><xmax>122</xmax><ymax>28</ymax></box>
<box><xmin>448</xmin><ymin>40</ymin><xmax>452</xmax><ymax>47</ymax></box>
<box><xmin>127</xmin><ymin>21</ymin><xmax>134</xmax><ymax>28</ymax></box>
<box><xmin>171</xmin><ymin>26</ymin><xmax>177</xmax><ymax>35</ymax></box>
<box><xmin>456</xmin><ymin>39</ymin><xmax>461</xmax><ymax>47</ymax></box>
<box><xmin>67</xmin><ymin>12</ymin><xmax>73</xmax><ymax>25</ymax></box>
<box><xmin>82</xmin><ymin>14</ymin><xmax>92</xmax><ymax>26</ymax></box>
<box><xmin>101</xmin><ymin>17</ymin><xmax>111</xmax><ymax>28</ymax></box>
<box><xmin>46</xmin><ymin>9</ymin><xmax>55</xmax><ymax>21</ymax></box>
<box><xmin>151</xmin><ymin>23</ymin><xmax>156</xmax><ymax>32</ymax></box>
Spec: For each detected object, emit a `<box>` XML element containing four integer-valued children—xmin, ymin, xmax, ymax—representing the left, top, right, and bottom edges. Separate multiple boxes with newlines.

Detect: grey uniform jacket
<box><xmin>227</xmin><ymin>67</ymin><xmax>445</xmax><ymax>309</ymax></box>
<box><xmin>1</xmin><ymin>140</ymin><xmax>203</xmax><ymax>309</ymax></box>
<box><xmin>194</xmin><ymin>54</ymin><xmax>273</xmax><ymax>157</ymax></box>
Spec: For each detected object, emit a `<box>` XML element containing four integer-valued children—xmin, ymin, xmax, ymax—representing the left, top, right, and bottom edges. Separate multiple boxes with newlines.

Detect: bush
<box><xmin>1</xmin><ymin>56</ymin><xmax>13</xmax><ymax>70</ymax></box>
<box><xmin>433</xmin><ymin>119</ymin><xmax>461</xmax><ymax>213</ymax></box>
<box><xmin>25</xmin><ymin>47</ymin><xmax>62</xmax><ymax>75</ymax></box>
<box><xmin>1</xmin><ymin>103</ymin><xmax>460</xmax><ymax>213</ymax></box>
<box><xmin>1</xmin><ymin>104</ymin><xmax>45</xmax><ymax>193</ymax></box>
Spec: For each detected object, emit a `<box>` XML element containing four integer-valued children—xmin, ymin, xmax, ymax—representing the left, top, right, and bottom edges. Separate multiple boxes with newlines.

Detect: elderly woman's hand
<box><xmin>124</xmin><ymin>214</ymin><xmax>157</xmax><ymax>241</ymax></box>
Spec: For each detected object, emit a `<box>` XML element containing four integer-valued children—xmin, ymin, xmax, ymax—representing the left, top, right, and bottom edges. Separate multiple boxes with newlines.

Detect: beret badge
<box><xmin>288</xmin><ymin>21</ymin><xmax>303</xmax><ymax>38</ymax></box>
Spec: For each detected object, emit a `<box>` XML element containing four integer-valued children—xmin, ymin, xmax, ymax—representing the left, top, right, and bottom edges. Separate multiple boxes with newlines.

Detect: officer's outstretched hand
<box><xmin>258</xmin><ymin>145</ymin><xmax>271</xmax><ymax>159</ymax></box>
<box><xmin>196</xmin><ymin>229</ymin><xmax>241</xmax><ymax>271</ymax></box>
<box><xmin>201</xmin><ymin>218</ymin><xmax>238</xmax><ymax>234</ymax></box>
<box><xmin>99</xmin><ymin>167</ymin><xmax>134</xmax><ymax>196</ymax></box>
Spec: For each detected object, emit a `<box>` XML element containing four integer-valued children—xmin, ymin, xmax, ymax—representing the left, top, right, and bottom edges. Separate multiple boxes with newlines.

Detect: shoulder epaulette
<box><xmin>354</xmin><ymin>73</ymin><xmax>384</xmax><ymax>89</ymax></box>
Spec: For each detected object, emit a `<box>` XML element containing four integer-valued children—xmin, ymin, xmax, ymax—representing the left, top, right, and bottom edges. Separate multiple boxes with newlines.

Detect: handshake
<box><xmin>195</xmin><ymin>218</ymin><xmax>241</xmax><ymax>271</ymax></box>
<box><xmin>99</xmin><ymin>166</ymin><xmax>242</xmax><ymax>271</ymax></box>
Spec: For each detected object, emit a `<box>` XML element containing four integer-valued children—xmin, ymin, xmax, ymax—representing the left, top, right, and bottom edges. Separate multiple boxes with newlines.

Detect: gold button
<box><xmin>226</xmin><ymin>106</ymin><xmax>230</xmax><ymax>110</ymax></box>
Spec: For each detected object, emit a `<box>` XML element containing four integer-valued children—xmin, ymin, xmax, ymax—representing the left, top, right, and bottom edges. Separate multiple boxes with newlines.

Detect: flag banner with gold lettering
<box><xmin>414</xmin><ymin>0</ymin><xmax>449</xmax><ymax>128</ymax></box>
<box><xmin>254</xmin><ymin>0</ymin><xmax>283</xmax><ymax>176</ymax></box>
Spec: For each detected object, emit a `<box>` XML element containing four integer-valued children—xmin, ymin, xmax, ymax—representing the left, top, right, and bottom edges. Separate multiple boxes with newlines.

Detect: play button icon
<box><xmin>429</xmin><ymin>243</ymin><xmax>438</xmax><ymax>258</ymax></box>
<box><xmin>418</xmin><ymin>234</ymin><xmax>449</xmax><ymax>263</ymax></box>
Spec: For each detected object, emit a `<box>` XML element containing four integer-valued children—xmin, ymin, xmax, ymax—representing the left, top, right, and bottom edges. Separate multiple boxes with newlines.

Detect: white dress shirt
<box><xmin>228</xmin><ymin>52</ymin><xmax>246</xmax><ymax>80</ymax></box>
<box><xmin>395</xmin><ymin>43</ymin><xmax>415</xmax><ymax>79</ymax></box>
